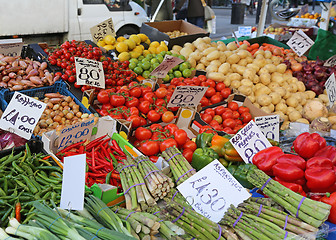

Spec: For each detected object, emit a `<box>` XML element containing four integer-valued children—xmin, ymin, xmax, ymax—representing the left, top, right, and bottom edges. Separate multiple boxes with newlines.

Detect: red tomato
<box><xmin>101</xmin><ymin>103</ymin><xmax>113</xmax><ymax>111</ymax></box>
<box><xmin>220</xmin><ymin>88</ymin><xmax>231</xmax><ymax>99</ymax></box>
<box><xmin>110</xmin><ymin>95</ymin><xmax>125</xmax><ymax>107</ymax></box>
<box><xmin>223</xmin><ymin>127</ymin><xmax>236</xmax><ymax>134</ymax></box>
<box><xmin>221</xmin><ymin>111</ymin><xmax>233</xmax><ymax>120</ymax></box>
<box><xmin>138</xmin><ymin>101</ymin><xmax>151</xmax><ymax>114</ymax></box>
<box><xmin>241</xmin><ymin>112</ymin><xmax>252</xmax><ymax>123</ymax></box>
<box><xmin>100</xmin><ymin>109</ymin><xmax>109</xmax><ymax>116</ymax></box>
<box><xmin>155</xmin><ymin>98</ymin><xmax>166</xmax><ymax>107</ymax></box>
<box><xmin>232</xmin><ymin>111</ymin><xmax>240</xmax><ymax>119</ymax></box>
<box><xmin>183</xmin><ymin>148</ymin><xmax>194</xmax><ymax>163</ymax></box>
<box><xmin>205</xmin><ymin>79</ymin><xmax>216</xmax><ymax>88</ymax></box>
<box><xmin>139</xmin><ymin>117</ymin><xmax>147</xmax><ymax>126</ymax></box>
<box><xmin>143</xmin><ymin>92</ymin><xmax>155</xmax><ymax>104</ymax></box>
<box><xmin>125</xmin><ymin>97</ymin><xmax>139</xmax><ymax>108</ymax></box>
<box><xmin>205</xmin><ymin>87</ymin><xmax>216</xmax><ymax>98</ymax></box>
<box><xmin>164</xmin><ymin>123</ymin><xmax>179</xmax><ymax>134</ymax></box>
<box><xmin>235</xmin><ymin>119</ymin><xmax>243</xmax><ymax>125</ymax></box>
<box><xmin>183</xmin><ymin>140</ymin><xmax>197</xmax><ymax>152</ymax></box>
<box><xmin>198</xmin><ymin>75</ymin><xmax>207</xmax><ymax>82</ymax></box>
<box><xmin>129</xmin><ymin>87</ymin><xmax>142</xmax><ymax>98</ymax></box>
<box><xmin>162</xmin><ymin>111</ymin><xmax>175</xmax><ymax>123</ymax></box>
<box><xmin>201</xmin><ymin>113</ymin><xmax>213</xmax><ymax>124</ymax></box>
<box><xmin>135</xmin><ymin>127</ymin><xmax>152</xmax><ymax>141</ymax></box>
<box><xmin>127</xmin><ymin>115</ymin><xmax>141</xmax><ymax>128</ymax></box>
<box><xmin>223</xmin><ymin>118</ymin><xmax>237</xmax><ymax>129</ymax></box>
<box><xmin>200</xmin><ymin>97</ymin><xmax>210</xmax><ymax>107</ymax></box>
<box><xmin>234</xmin><ymin>125</ymin><xmax>243</xmax><ymax>133</ymax></box>
<box><xmin>150</xmin><ymin>124</ymin><xmax>163</xmax><ymax>131</ymax></box>
<box><xmin>238</xmin><ymin>106</ymin><xmax>250</xmax><ymax>114</ymax></box>
<box><xmin>174</xmin><ymin>129</ymin><xmax>188</xmax><ymax>146</ymax></box>
<box><xmin>147</xmin><ymin>110</ymin><xmax>161</xmax><ymax>122</ymax></box>
<box><xmin>215</xmin><ymin>106</ymin><xmax>226</xmax><ymax>116</ymax></box>
<box><xmin>210</xmin><ymin>94</ymin><xmax>222</xmax><ymax>104</ymax></box>
<box><xmin>192</xmin><ymin>77</ymin><xmax>201</xmax><ymax>86</ymax></box>
<box><xmin>155</xmin><ymin>87</ymin><xmax>168</xmax><ymax>99</ymax></box>
<box><xmin>204</xmin><ymin>108</ymin><xmax>215</xmax><ymax>118</ymax></box>
<box><xmin>140</xmin><ymin>141</ymin><xmax>160</xmax><ymax>156</ymax></box>
<box><xmin>210</xmin><ymin>120</ymin><xmax>220</xmax><ymax>127</ymax></box>
<box><xmin>141</xmin><ymin>86</ymin><xmax>152</xmax><ymax>96</ymax></box>
<box><xmin>199</xmin><ymin>125</ymin><xmax>217</xmax><ymax>134</ymax></box>
<box><xmin>228</xmin><ymin>102</ymin><xmax>239</xmax><ymax>111</ymax></box>
<box><xmin>213</xmin><ymin>115</ymin><xmax>223</xmax><ymax>124</ymax></box>
<box><xmin>129</xmin><ymin>107</ymin><xmax>140</xmax><ymax>116</ymax></box>
<box><xmin>215</xmin><ymin>82</ymin><xmax>226</xmax><ymax>92</ymax></box>
<box><xmin>160</xmin><ymin>139</ymin><xmax>178</xmax><ymax>152</ymax></box>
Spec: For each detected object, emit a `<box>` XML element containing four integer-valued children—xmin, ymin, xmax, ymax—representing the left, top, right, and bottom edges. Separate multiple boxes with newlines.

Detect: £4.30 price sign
<box><xmin>75</xmin><ymin>57</ymin><xmax>105</xmax><ymax>89</ymax></box>
<box><xmin>325</xmin><ymin>73</ymin><xmax>336</xmax><ymax>107</ymax></box>
<box><xmin>0</xmin><ymin>92</ymin><xmax>46</xmax><ymax>140</ymax></box>
<box><xmin>287</xmin><ymin>30</ymin><xmax>314</xmax><ymax>57</ymax></box>
<box><xmin>90</xmin><ymin>18</ymin><xmax>116</xmax><ymax>44</ymax></box>
<box><xmin>167</xmin><ymin>86</ymin><xmax>208</xmax><ymax>108</ymax></box>
<box><xmin>57</xmin><ymin>118</ymin><xmax>95</xmax><ymax>150</ymax></box>
<box><xmin>230</xmin><ymin>120</ymin><xmax>272</xmax><ymax>164</ymax></box>
<box><xmin>177</xmin><ymin>160</ymin><xmax>250</xmax><ymax>223</ymax></box>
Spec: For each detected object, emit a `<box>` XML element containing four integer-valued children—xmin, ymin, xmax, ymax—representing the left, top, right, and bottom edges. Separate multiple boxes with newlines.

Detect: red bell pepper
<box><xmin>274</xmin><ymin>176</ymin><xmax>306</xmax><ymax>186</ymax></box>
<box><xmin>252</xmin><ymin>146</ymin><xmax>284</xmax><ymax>176</ymax></box>
<box><xmin>293</xmin><ymin>132</ymin><xmax>326</xmax><ymax>159</ymax></box>
<box><xmin>314</xmin><ymin>145</ymin><xmax>336</xmax><ymax>166</ymax></box>
<box><xmin>276</xmin><ymin>154</ymin><xmax>306</xmax><ymax>170</ymax></box>
<box><xmin>272</xmin><ymin>163</ymin><xmax>305</xmax><ymax>182</ymax></box>
<box><xmin>305</xmin><ymin>157</ymin><xmax>336</xmax><ymax>193</ymax></box>
<box><xmin>321</xmin><ymin>192</ymin><xmax>336</xmax><ymax>224</ymax></box>
<box><xmin>276</xmin><ymin>179</ymin><xmax>306</xmax><ymax>197</ymax></box>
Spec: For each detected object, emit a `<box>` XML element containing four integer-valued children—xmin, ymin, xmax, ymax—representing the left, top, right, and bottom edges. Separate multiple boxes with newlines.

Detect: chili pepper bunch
<box><xmin>56</xmin><ymin>134</ymin><xmax>125</xmax><ymax>189</ymax></box>
<box><xmin>252</xmin><ymin>132</ymin><xmax>336</xmax><ymax>199</ymax></box>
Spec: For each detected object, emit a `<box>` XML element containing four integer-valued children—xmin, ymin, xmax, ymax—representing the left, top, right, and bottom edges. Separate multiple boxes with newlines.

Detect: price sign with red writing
<box><xmin>287</xmin><ymin>30</ymin><xmax>314</xmax><ymax>57</ymax></box>
<box><xmin>75</xmin><ymin>57</ymin><xmax>105</xmax><ymax>89</ymax></box>
<box><xmin>150</xmin><ymin>55</ymin><xmax>183</xmax><ymax>78</ymax></box>
<box><xmin>90</xmin><ymin>18</ymin><xmax>115</xmax><ymax>43</ymax></box>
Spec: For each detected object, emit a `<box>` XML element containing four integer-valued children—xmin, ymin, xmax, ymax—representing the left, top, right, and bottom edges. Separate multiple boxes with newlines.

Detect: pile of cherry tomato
<box><xmin>132</xmin><ymin>123</ymin><xmax>196</xmax><ymax>163</ymax></box>
<box><xmin>200</xmin><ymin>102</ymin><xmax>252</xmax><ymax>134</ymax></box>
<box><xmin>46</xmin><ymin>40</ymin><xmax>137</xmax><ymax>91</ymax></box>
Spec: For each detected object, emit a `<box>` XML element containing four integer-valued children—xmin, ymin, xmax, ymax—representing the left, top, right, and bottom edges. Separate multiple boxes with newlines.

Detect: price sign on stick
<box><xmin>0</xmin><ymin>92</ymin><xmax>46</xmax><ymax>140</ymax></box>
<box><xmin>167</xmin><ymin>86</ymin><xmax>208</xmax><ymax>108</ymax></box>
<box><xmin>325</xmin><ymin>73</ymin><xmax>336</xmax><ymax>107</ymax></box>
<box><xmin>0</xmin><ymin>39</ymin><xmax>24</xmax><ymax>57</ymax></box>
<box><xmin>324</xmin><ymin>55</ymin><xmax>336</xmax><ymax>67</ymax></box>
<box><xmin>75</xmin><ymin>57</ymin><xmax>105</xmax><ymax>89</ymax></box>
<box><xmin>60</xmin><ymin>154</ymin><xmax>86</xmax><ymax>210</ymax></box>
<box><xmin>57</xmin><ymin>117</ymin><xmax>95</xmax><ymax>151</ymax></box>
<box><xmin>238</xmin><ymin>26</ymin><xmax>252</xmax><ymax>37</ymax></box>
<box><xmin>177</xmin><ymin>160</ymin><xmax>250</xmax><ymax>223</ymax></box>
<box><xmin>230</xmin><ymin>121</ymin><xmax>272</xmax><ymax>164</ymax></box>
<box><xmin>90</xmin><ymin>18</ymin><xmax>115</xmax><ymax>43</ymax></box>
<box><xmin>254</xmin><ymin>115</ymin><xmax>280</xmax><ymax>142</ymax></box>
<box><xmin>150</xmin><ymin>55</ymin><xmax>183</xmax><ymax>78</ymax></box>
<box><xmin>287</xmin><ymin>30</ymin><xmax>314</xmax><ymax>57</ymax></box>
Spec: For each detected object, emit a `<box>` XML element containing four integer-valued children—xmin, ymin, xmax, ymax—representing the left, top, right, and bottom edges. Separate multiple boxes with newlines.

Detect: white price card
<box><xmin>287</xmin><ymin>30</ymin><xmax>314</xmax><ymax>57</ymax></box>
<box><xmin>90</xmin><ymin>18</ymin><xmax>116</xmax><ymax>43</ymax></box>
<box><xmin>0</xmin><ymin>92</ymin><xmax>46</xmax><ymax>140</ymax></box>
<box><xmin>167</xmin><ymin>86</ymin><xmax>208</xmax><ymax>108</ymax></box>
<box><xmin>60</xmin><ymin>154</ymin><xmax>86</xmax><ymax>210</ymax></box>
<box><xmin>324</xmin><ymin>55</ymin><xmax>336</xmax><ymax>67</ymax></box>
<box><xmin>75</xmin><ymin>57</ymin><xmax>105</xmax><ymax>89</ymax></box>
<box><xmin>325</xmin><ymin>73</ymin><xmax>336</xmax><ymax>107</ymax></box>
<box><xmin>57</xmin><ymin>117</ymin><xmax>95</xmax><ymax>151</ymax></box>
<box><xmin>230</xmin><ymin>121</ymin><xmax>272</xmax><ymax>164</ymax></box>
<box><xmin>254</xmin><ymin>115</ymin><xmax>280</xmax><ymax>142</ymax></box>
<box><xmin>150</xmin><ymin>55</ymin><xmax>184</xmax><ymax>78</ymax></box>
<box><xmin>0</xmin><ymin>39</ymin><xmax>24</xmax><ymax>57</ymax></box>
<box><xmin>238</xmin><ymin>26</ymin><xmax>252</xmax><ymax>37</ymax></box>
<box><xmin>177</xmin><ymin>160</ymin><xmax>250</xmax><ymax>223</ymax></box>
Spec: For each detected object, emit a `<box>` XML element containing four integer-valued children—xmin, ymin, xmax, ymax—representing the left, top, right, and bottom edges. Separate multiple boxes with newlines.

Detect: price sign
<box><xmin>325</xmin><ymin>73</ymin><xmax>336</xmax><ymax>107</ymax></box>
<box><xmin>0</xmin><ymin>39</ymin><xmax>24</xmax><ymax>57</ymax></box>
<box><xmin>0</xmin><ymin>92</ymin><xmax>46</xmax><ymax>140</ymax></box>
<box><xmin>238</xmin><ymin>26</ymin><xmax>252</xmax><ymax>37</ymax></box>
<box><xmin>167</xmin><ymin>86</ymin><xmax>208</xmax><ymax>108</ymax></box>
<box><xmin>60</xmin><ymin>154</ymin><xmax>86</xmax><ymax>210</ymax></box>
<box><xmin>287</xmin><ymin>30</ymin><xmax>314</xmax><ymax>57</ymax></box>
<box><xmin>57</xmin><ymin>117</ymin><xmax>95</xmax><ymax>151</ymax></box>
<box><xmin>230</xmin><ymin>121</ymin><xmax>272</xmax><ymax>164</ymax></box>
<box><xmin>90</xmin><ymin>18</ymin><xmax>115</xmax><ymax>43</ymax></box>
<box><xmin>177</xmin><ymin>160</ymin><xmax>250</xmax><ymax>222</ymax></box>
<box><xmin>150</xmin><ymin>55</ymin><xmax>184</xmax><ymax>78</ymax></box>
<box><xmin>75</xmin><ymin>57</ymin><xmax>105</xmax><ymax>89</ymax></box>
<box><xmin>324</xmin><ymin>55</ymin><xmax>336</xmax><ymax>67</ymax></box>
<box><xmin>254</xmin><ymin>115</ymin><xmax>280</xmax><ymax>142</ymax></box>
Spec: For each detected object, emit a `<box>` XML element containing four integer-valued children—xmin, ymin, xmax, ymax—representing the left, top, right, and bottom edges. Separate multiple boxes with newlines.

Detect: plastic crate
<box><xmin>213</xmin><ymin>36</ymin><xmax>290</xmax><ymax>49</ymax></box>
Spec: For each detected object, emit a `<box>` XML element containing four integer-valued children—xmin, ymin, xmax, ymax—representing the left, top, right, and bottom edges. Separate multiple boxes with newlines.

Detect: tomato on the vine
<box><xmin>164</xmin><ymin>123</ymin><xmax>179</xmax><ymax>134</ymax></box>
<box><xmin>183</xmin><ymin>148</ymin><xmax>194</xmax><ymax>163</ymax></box>
<box><xmin>183</xmin><ymin>140</ymin><xmax>197</xmax><ymax>152</ymax></box>
<box><xmin>147</xmin><ymin>110</ymin><xmax>161</xmax><ymax>122</ymax></box>
<box><xmin>110</xmin><ymin>95</ymin><xmax>125</xmax><ymax>107</ymax></box>
<box><xmin>150</xmin><ymin>123</ymin><xmax>163</xmax><ymax>131</ymax></box>
<box><xmin>138</xmin><ymin>101</ymin><xmax>151</xmax><ymax>114</ymax></box>
<box><xmin>140</xmin><ymin>141</ymin><xmax>160</xmax><ymax>156</ymax></box>
<box><xmin>160</xmin><ymin>139</ymin><xmax>178</xmax><ymax>152</ymax></box>
<box><xmin>173</xmin><ymin>129</ymin><xmax>188</xmax><ymax>146</ymax></box>
<box><xmin>97</xmin><ymin>90</ymin><xmax>110</xmax><ymax>104</ymax></box>
<box><xmin>162</xmin><ymin>111</ymin><xmax>175</xmax><ymax>123</ymax></box>
<box><xmin>155</xmin><ymin>87</ymin><xmax>168</xmax><ymax>99</ymax></box>
<box><xmin>135</xmin><ymin>127</ymin><xmax>152</xmax><ymax>141</ymax></box>
<box><xmin>127</xmin><ymin>115</ymin><xmax>141</xmax><ymax>128</ymax></box>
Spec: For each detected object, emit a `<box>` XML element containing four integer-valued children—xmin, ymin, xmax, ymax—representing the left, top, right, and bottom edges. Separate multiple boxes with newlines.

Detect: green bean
<box><xmin>37</xmin><ymin>173</ymin><xmax>60</xmax><ymax>184</ymax></box>
<box><xmin>36</xmin><ymin>166</ymin><xmax>62</xmax><ymax>172</ymax></box>
<box><xmin>21</xmin><ymin>175</ymin><xmax>38</xmax><ymax>194</ymax></box>
<box><xmin>21</xmin><ymin>164</ymin><xmax>33</xmax><ymax>176</ymax></box>
<box><xmin>0</xmin><ymin>154</ymin><xmax>9</xmax><ymax>163</ymax></box>
<box><xmin>1</xmin><ymin>152</ymin><xmax>23</xmax><ymax>167</ymax></box>
<box><xmin>1</xmin><ymin>207</ymin><xmax>13</xmax><ymax>224</ymax></box>
<box><xmin>12</xmin><ymin>161</ymin><xmax>24</xmax><ymax>174</ymax></box>
<box><xmin>29</xmin><ymin>176</ymin><xmax>42</xmax><ymax>191</ymax></box>
<box><xmin>0</xmin><ymin>187</ymin><xmax>6</xmax><ymax>197</ymax></box>
<box><xmin>3</xmin><ymin>177</ymin><xmax>8</xmax><ymax>195</ymax></box>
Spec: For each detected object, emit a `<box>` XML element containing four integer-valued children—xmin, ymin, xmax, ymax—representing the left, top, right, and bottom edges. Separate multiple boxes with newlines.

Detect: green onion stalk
<box><xmin>134</xmin><ymin>155</ymin><xmax>174</xmax><ymax>201</ymax></box>
<box><xmin>161</xmin><ymin>146</ymin><xmax>196</xmax><ymax>185</ymax></box>
<box><xmin>247</xmin><ymin>169</ymin><xmax>331</xmax><ymax>228</ymax></box>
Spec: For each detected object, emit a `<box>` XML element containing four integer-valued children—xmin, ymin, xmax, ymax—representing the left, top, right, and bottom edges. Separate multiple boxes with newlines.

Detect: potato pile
<box><xmin>172</xmin><ymin>37</ymin><xmax>318</xmax><ymax>129</ymax></box>
<box><xmin>164</xmin><ymin>30</ymin><xmax>188</xmax><ymax>38</ymax></box>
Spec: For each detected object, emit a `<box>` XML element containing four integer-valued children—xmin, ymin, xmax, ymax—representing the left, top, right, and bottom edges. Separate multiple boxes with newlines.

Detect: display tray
<box><xmin>214</xmin><ymin>36</ymin><xmax>290</xmax><ymax>49</ymax></box>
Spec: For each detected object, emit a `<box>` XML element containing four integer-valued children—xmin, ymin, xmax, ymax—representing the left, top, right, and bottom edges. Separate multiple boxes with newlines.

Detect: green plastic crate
<box><xmin>213</xmin><ymin>36</ymin><xmax>289</xmax><ymax>49</ymax></box>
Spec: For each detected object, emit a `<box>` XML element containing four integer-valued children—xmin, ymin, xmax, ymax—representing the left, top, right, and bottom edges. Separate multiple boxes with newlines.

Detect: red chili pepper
<box><xmin>252</xmin><ymin>146</ymin><xmax>284</xmax><ymax>176</ymax></box>
<box><xmin>275</xmin><ymin>179</ymin><xmax>306</xmax><ymax>197</ymax></box>
<box><xmin>15</xmin><ymin>202</ymin><xmax>21</xmax><ymax>223</ymax></box>
<box><xmin>79</xmin><ymin>145</ymin><xmax>85</xmax><ymax>154</ymax></box>
<box><xmin>111</xmin><ymin>139</ymin><xmax>125</xmax><ymax>156</ymax></box>
<box><xmin>58</xmin><ymin>141</ymin><xmax>85</xmax><ymax>154</ymax></box>
<box><xmin>321</xmin><ymin>192</ymin><xmax>336</xmax><ymax>224</ymax></box>
<box><xmin>88</xmin><ymin>172</ymin><xmax>107</xmax><ymax>177</ymax></box>
<box><xmin>314</xmin><ymin>145</ymin><xmax>336</xmax><ymax>166</ymax></box>
<box><xmin>92</xmin><ymin>149</ymin><xmax>96</xmax><ymax>169</ymax></box>
<box><xmin>101</xmin><ymin>145</ymin><xmax>111</xmax><ymax>161</ymax></box>
<box><xmin>293</xmin><ymin>132</ymin><xmax>326</xmax><ymax>159</ymax></box>
<box><xmin>85</xmin><ymin>134</ymin><xmax>107</xmax><ymax>150</ymax></box>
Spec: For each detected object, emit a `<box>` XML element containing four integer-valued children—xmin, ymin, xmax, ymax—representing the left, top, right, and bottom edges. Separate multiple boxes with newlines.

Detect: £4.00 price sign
<box><xmin>150</xmin><ymin>55</ymin><xmax>184</xmax><ymax>78</ymax></box>
<box><xmin>287</xmin><ymin>30</ymin><xmax>314</xmax><ymax>57</ymax></box>
<box><xmin>325</xmin><ymin>73</ymin><xmax>336</xmax><ymax>107</ymax></box>
<box><xmin>75</xmin><ymin>57</ymin><xmax>105</xmax><ymax>89</ymax></box>
<box><xmin>167</xmin><ymin>86</ymin><xmax>208</xmax><ymax>108</ymax></box>
<box><xmin>0</xmin><ymin>92</ymin><xmax>46</xmax><ymax>140</ymax></box>
<box><xmin>90</xmin><ymin>18</ymin><xmax>116</xmax><ymax>44</ymax></box>
<box><xmin>230</xmin><ymin>120</ymin><xmax>272</xmax><ymax>164</ymax></box>
<box><xmin>58</xmin><ymin>118</ymin><xmax>95</xmax><ymax>151</ymax></box>
<box><xmin>177</xmin><ymin>160</ymin><xmax>250</xmax><ymax>223</ymax></box>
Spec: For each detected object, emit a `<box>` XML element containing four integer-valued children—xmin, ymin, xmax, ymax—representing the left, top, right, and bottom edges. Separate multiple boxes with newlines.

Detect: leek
<box><xmin>0</xmin><ymin>227</ymin><xmax>18</xmax><ymax>240</ymax></box>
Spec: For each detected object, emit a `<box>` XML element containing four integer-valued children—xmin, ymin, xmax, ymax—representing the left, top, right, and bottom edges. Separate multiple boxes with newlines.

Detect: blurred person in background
<box><xmin>174</xmin><ymin>0</ymin><xmax>205</xmax><ymax>28</ymax></box>
<box><xmin>175</xmin><ymin>0</ymin><xmax>188</xmax><ymax>20</ymax></box>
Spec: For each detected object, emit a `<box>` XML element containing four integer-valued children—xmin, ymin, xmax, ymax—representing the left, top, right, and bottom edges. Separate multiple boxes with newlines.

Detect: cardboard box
<box><xmin>140</xmin><ymin>20</ymin><xmax>210</xmax><ymax>50</ymax></box>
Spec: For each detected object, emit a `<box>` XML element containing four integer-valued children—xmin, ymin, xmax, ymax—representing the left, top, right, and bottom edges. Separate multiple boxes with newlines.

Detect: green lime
<box><xmin>159</xmin><ymin>51</ymin><xmax>166</xmax><ymax>56</ymax></box>
<box><xmin>182</xmin><ymin>68</ymin><xmax>192</xmax><ymax>77</ymax></box>
<box><xmin>142</xmin><ymin>70</ymin><xmax>151</xmax><ymax>78</ymax></box>
<box><xmin>129</xmin><ymin>58</ymin><xmax>138</xmax><ymax>64</ymax></box>
<box><xmin>134</xmin><ymin>66</ymin><xmax>143</xmax><ymax>75</ymax></box>
<box><xmin>174</xmin><ymin>70</ymin><xmax>182</xmax><ymax>78</ymax></box>
<box><xmin>138</xmin><ymin>56</ymin><xmax>144</xmax><ymax>61</ymax></box>
<box><xmin>178</xmin><ymin>55</ymin><xmax>186</xmax><ymax>61</ymax></box>
<box><xmin>169</xmin><ymin>73</ymin><xmax>174</xmax><ymax>80</ymax></box>
<box><xmin>141</xmin><ymin>61</ymin><xmax>151</xmax><ymax>70</ymax></box>
<box><xmin>166</xmin><ymin>51</ymin><xmax>172</xmax><ymax>55</ymax></box>
<box><xmin>129</xmin><ymin>62</ymin><xmax>137</xmax><ymax>70</ymax></box>
<box><xmin>156</xmin><ymin>55</ymin><xmax>164</xmax><ymax>63</ymax></box>
<box><xmin>172</xmin><ymin>65</ymin><xmax>179</xmax><ymax>70</ymax></box>
<box><xmin>153</xmin><ymin>62</ymin><xmax>160</xmax><ymax>69</ymax></box>
<box><xmin>172</xmin><ymin>53</ymin><xmax>179</xmax><ymax>58</ymax></box>
<box><xmin>145</xmin><ymin>54</ymin><xmax>153</xmax><ymax>60</ymax></box>
<box><xmin>168</xmin><ymin>69</ymin><xmax>173</xmax><ymax>74</ymax></box>
<box><xmin>150</xmin><ymin>58</ymin><xmax>159</xmax><ymax>65</ymax></box>
<box><xmin>179</xmin><ymin>62</ymin><xmax>189</xmax><ymax>72</ymax></box>
<box><xmin>163</xmin><ymin>74</ymin><xmax>170</xmax><ymax>82</ymax></box>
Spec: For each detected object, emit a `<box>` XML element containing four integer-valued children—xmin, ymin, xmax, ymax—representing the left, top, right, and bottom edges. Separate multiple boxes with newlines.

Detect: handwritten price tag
<box><xmin>177</xmin><ymin>160</ymin><xmax>250</xmax><ymax>222</ymax></box>
<box><xmin>150</xmin><ymin>55</ymin><xmax>183</xmax><ymax>78</ymax></box>
<box><xmin>90</xmin><ymin>18</ymin><xmax>116</xmax><ymax>43</ymax></box>
<box><xmin>324</xmin><ymin>55</ymin><xmax>336</xmax><ymax>67</ymax></box>
<box><xmin>167</xmin><ymin>86</ymin><xmax>208</xmax><ymax>108</ymax></box>
<box><xmin>287</xmin><ymin>30</ymin><xmax>314</xmax><ymax>57</ymax></box>
<box><xmin>58</xmin><ymin>118</ymin><xmax>95</xmax><ymax>150</ymax></box>
<box><xmin>325</xmin><ymin>73</ymin><xmax>336</xmax><ymax>107</ymax></box>
<box><xmin>230</xmin><ymin>121</ymin><xmax>272</xmax><ymax>164</ymax></box>
<box><xmin>0</xmin><ymin>92</ymin><xmax>46</xmax><ymax>140</ymax></box>
<box><xmin>254</xmin><ymin>115</ymin><xmax>280</xmax><ymax>142</ymax></box>
<box><xmin>75</xmin><ymin>57</ymin><xmax>105</xmax><ymax>89</ymax></box>
<box><xmin>0</xmin><ymin>39</ymin><xmax>24</xmax><ymax>57</ymax></box>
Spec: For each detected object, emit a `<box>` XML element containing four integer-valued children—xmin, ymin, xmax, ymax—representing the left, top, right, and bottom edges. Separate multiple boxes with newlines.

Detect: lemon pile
<box><xmin>97</xmin><ymin>34</ymin><xmax>168</xmax><ymax>62</ymax></box>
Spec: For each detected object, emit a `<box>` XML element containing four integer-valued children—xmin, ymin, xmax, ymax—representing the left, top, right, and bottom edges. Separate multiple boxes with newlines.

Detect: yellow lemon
<box><xmin>103</xmin><ymin>44</ymin><xmax>115</xmax><ymax>51</ymax></box>
<box><xmin>148</xmin><ymin>46</ymin><xmax>157</xmax><ymax>54</ymax></box>
<box><xmin>137</xmin><ymin>33</ymin><xmax>148</xmax><ymax>42</ymax></box>
<box><xmin>129</xmin><ymin>34</ymin><xmax>141</xmax><ymax>45</ymax></box>
<box><xmin>142</xmin><ymin>50</ymin><xmax>151</xmax><ymax>56</ymax></box>
<box><xmin>124</xmin><ymin>39</ymin><xmax>136</xmax><ymax>50</ymax></box>
<box><xmin>150</xmin><ymin>41</ymin><xmax>160</xmax><ymax>48</ymax></box>
<box><xmin>118</xmin><ymin>52</ymin><xmax>130</xmax><ymax>62</ymax></box>
<box><xmin>117</xmin><ymin>36</ymin><xmax>126</xmax><ymax>42</ymax></box>
<box><xmin>116</xmin><ymin>42</ymin><xmax>128</xmax><ymax>53</ymax></box>
<box><xmin>103</xmin><ymin>35</ymin><xmax>116</xmax><ymax>45</ymax></box>
<box><xmin>130</xmin><ymin>51</ymin><xmax>141</xmax><ymax>58</ymax></box>
<box><xmin>97</xmin><ymin>40</ymin><xmax>106</xmax><ymax>47</ymax></box>
<box><xmin>156</xmin><ymin>45</ymin><xmax>167</xmax><ymax>54</ymax></box>
<box><xmin>145</xmin><ymin>38</ymin><xmax>151</xmax><ymax>45</ymax></box>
